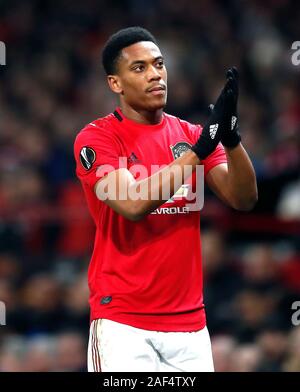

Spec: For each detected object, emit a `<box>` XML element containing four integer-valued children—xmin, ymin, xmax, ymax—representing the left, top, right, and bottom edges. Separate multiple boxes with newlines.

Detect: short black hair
<box><xmin>102</xmin><ymin>26</ymin><xmax>158</xmax><ymax>75</ymax></box>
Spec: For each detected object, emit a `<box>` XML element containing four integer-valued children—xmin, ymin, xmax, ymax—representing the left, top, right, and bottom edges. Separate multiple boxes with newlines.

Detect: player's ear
<box><xmin>107</xmin><ymin>75</ymin><xmax>123</xmax><ymax>94</ymax></box>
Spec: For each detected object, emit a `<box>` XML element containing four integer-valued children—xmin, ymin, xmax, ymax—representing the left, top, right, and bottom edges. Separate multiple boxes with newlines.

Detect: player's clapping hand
<box><xmin>191</xmin><ymin>67</ymin><xmax>241</xmax><ymax>160</ymax></box>
<box><xmin>220</xmin><ymin>67</ymin><xmax>241</xmax><ymax>148</ymax></box>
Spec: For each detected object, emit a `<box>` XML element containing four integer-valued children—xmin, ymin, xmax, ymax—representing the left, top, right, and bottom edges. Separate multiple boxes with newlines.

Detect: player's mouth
<box><xmin>146</xmin><ymin>84</ymin><xmax>166</xmax><ymax>96</ymax></box>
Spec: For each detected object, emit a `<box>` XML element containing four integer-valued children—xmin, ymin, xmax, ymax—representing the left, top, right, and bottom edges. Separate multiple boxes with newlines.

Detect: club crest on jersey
<box><xmin>170</xmin><ymin>142</ymin><xmax>192</xmax><ymax>159</ymax></box>
<box><xmin>80</xmin><ymin>147</ymin><xmax>96</xmax><ymax>170</ymax></box>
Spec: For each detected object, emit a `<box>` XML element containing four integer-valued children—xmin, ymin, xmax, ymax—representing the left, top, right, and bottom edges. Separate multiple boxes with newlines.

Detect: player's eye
<box><xmin>132</xmin><ymin>64</ymin><xmax>144</xmax><ymax>72</ymax></box>
<box><xmin>156</xmin><ymin>60</ymin><xmax>164</xmax><ymax>68</ymax></box>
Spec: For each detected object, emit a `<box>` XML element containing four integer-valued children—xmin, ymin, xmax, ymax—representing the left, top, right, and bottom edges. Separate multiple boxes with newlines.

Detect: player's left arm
<box><xmin>205</xmin><ymin>143</ymin><xmax>258</xmax><ymax>211</ymax></box>
<box><xmin>205</xmin><ymin>67</ymin><xmax>257</xmax><ymax>211</ymax></box>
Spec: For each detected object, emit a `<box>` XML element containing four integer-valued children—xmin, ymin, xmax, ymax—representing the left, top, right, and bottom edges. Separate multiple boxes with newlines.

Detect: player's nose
<box><xmin>147</xmin><ymin>65</ymin><xmax>161</xmax><ymax>81</ymax></box>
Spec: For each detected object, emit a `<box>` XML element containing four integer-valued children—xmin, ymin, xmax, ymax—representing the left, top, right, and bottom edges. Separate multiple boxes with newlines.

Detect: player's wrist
<box><xmin>190</xmin><ymin>143</ymin><xmax>210</xmax><ymax>161</ymax></box>
<box><xmin>191</xmin><ymin>130</ymin><xmax>220</xmax><ymax>160</ymax></box>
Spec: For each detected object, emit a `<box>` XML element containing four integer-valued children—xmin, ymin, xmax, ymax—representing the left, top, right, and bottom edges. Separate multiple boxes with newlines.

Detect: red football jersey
<box><xmin>74</xmin><ymin>107</ymin><xmax>227</xmax><ymax>332</ymax></box>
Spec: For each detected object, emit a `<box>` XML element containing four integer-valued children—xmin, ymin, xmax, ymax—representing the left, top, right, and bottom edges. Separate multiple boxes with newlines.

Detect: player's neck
<box><xmin>119</xmin><ymin>104</ymin><xmax>163</xmax><ymax>125</ymax></box>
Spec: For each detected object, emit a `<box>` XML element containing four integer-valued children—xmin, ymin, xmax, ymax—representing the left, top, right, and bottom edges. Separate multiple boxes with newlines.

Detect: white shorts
<box><xmin>87</xmin><ymin>318</ymin><xmax>214</xmax><ymax>372</ymax></box>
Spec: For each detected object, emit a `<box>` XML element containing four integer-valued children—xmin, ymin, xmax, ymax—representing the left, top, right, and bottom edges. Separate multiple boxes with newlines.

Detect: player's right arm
<box><xmin>94</xmin><ymin>150</ymin><xmax>199</xmax><ymax>221</ymax></box>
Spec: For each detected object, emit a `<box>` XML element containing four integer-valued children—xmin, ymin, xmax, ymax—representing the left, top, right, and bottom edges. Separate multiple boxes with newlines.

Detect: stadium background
<box><xmin>0</xmin><ymin>0</ymin><xmax>299</xmax><ymax>372</ymax></box>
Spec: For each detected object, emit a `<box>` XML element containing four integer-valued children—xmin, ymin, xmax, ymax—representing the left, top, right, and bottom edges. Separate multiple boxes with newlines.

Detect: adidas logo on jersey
<box><xmin>209</xmin><ymin>124</ymin><xmax>218</xmax><ymax>139</ymax></box>
<box><xmin>231</xmin><ymin>116</ymin><xmax>237</xmax><ymax>130</ymax></box>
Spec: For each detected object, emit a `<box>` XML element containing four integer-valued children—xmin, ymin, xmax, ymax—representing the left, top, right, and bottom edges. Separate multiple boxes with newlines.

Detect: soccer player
<box><xmin>74</xmin><ymin>27</ymin><xmax>257</xmax><ymax>372</ymax></box>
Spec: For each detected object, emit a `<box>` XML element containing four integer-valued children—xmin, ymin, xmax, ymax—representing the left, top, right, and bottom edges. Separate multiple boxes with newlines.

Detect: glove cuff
<box><xmin>191</xmin><ymin>140</ymin><xmax>214</xmax><ymax>161</ymax></box>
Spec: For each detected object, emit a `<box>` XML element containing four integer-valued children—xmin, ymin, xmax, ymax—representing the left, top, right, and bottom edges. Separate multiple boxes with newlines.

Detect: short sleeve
<box><xmin>202</xmin><ymin>143</ymin><xmax>227</xmax><ymax>176</ymax></box>
<box><xmin>74</xmin><ymin>126</ymin><xmax>121</xmax><ymax>189</ymax></box>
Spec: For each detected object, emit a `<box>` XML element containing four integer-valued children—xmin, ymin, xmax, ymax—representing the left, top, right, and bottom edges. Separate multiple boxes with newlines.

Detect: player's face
<box><xmin>111</xmin><ymin>41</ymin><xmax>167</xmax><ymax>111</ymax></box>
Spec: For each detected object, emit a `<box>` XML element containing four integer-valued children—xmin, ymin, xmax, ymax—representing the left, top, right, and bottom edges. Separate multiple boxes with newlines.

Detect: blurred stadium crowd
<box><xmin>0</xmin><ymin>0</ymin><xmax>299</xmax><ymax>372</ymax></box>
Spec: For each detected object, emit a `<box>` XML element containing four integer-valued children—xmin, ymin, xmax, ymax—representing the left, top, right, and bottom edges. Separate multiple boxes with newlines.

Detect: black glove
<box><xmin>220</xmin><ymin>67</ymin><xmax>241</xmax><ymax>148</ymax></box>
<box><xmin>191</xmin><ymin>75</ymin><xmax>233</xmax><ymax>160</ymax></box>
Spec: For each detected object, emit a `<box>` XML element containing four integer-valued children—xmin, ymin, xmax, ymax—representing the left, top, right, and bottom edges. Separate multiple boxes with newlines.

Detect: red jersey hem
<box><xmin>89</xmin><ymin>308</ymin><xmax>207</xmax><ymax>332</ymax></box>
